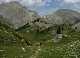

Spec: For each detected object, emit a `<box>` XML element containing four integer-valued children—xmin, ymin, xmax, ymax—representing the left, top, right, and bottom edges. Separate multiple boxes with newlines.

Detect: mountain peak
<box><xmin>0</xmin><ymin>1</ymin><xmax>39</xmax><ymax>29</ymax></box>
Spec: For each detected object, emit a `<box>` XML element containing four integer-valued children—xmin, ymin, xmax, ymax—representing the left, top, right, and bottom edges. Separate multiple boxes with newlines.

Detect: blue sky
<box><xmin>0</xmin><ymin>0</ymin><xmax>80</xmax><ymax>15</ymax></box>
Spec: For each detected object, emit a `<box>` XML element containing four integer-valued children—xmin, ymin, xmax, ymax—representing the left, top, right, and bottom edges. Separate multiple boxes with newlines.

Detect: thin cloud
<box><xmin>0</xmin><ymin>0</ymin><xmax>18</xmax><ymax>4</ymax></box>
<box><xmin>20</xmin><ymin>0</ymin><xmax>45</xmax><ymax>6</ymax></box>
<box><xmin>64</xmin><ymin>0</ymin><xmax>80</xmax><ymax>3</ymax></box>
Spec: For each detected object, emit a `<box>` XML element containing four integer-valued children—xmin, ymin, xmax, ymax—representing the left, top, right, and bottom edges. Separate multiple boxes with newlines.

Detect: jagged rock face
<box><xmin>0</xmin><ymin>2</ymin><xmax>39</xmax><ymax>29</ymax></box>
<box><xmin>41</xmin><ymin>9</ymin><xmax>80</xmax><ymax>27</ymax></box>
<box><xmin>34</xmin><ymin>9</ymin><xmax>80</xmax><ymax>31</ymax></box>
<box><xmin>31</xmin><ymin>17</ymin><xmax>53</xmax><ymax>31</ymax></box>
<box><xmin>54</xmin><ymin>9</ymin><xmax>80</xmax><ymax>24</ymax></box>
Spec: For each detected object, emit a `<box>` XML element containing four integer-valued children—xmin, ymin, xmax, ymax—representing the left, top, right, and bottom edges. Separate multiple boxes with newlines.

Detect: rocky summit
<box><xmin>0</xmin><ymin>1</ymin><xmax>39</xmax><ymax>29</ymax></box>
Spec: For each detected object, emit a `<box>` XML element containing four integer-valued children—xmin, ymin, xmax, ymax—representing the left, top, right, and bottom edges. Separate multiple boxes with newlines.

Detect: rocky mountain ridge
<box><xmin>0</xmin><ymin>1</ymin><xmax>39</xmax><ymax>29</ymax></box>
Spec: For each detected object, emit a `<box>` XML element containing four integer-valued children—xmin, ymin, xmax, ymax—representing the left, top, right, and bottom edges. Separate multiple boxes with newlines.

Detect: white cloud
<box><xmin>64</xmin><ymin>0</ymin><xmax>80</xmax><ymax>3</ymax></box>
<box><xmin>0</xmin><ymin>0</ymin><xmax>47</xmax><ymax>7</ymax></box>
<box><xmin>20</xmin><ymin>0</ymin><xmax>44</xmax><ymax>6</ymax></box>
<box><xmin>0</xmin><ymin>0</ymin><xmax>17</xmax><ymax>4</ymax></box>
<box><xmin>0</xmin><ymin>0</ymin><xmax>16</xmax><ymax>2</ymax></box>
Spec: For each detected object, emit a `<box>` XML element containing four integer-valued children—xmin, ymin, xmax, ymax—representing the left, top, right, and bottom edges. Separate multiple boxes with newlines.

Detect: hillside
<box><xmin>0</xmin><ymin>1</ymin><xmax>39</xmax><ymax>29</ymax></box>
<box><xmin>54</xmin><ymin>9</ymin><xmax>80</xmax><ymax>24</ymax></box>
<box><xmin>1</xmin><ymin>19</ymin><xmax>80</xmax><ymax>58</ymax></box>
<box><xmin>43</xmin><ymin>9</ymin><xmax>80</xmax><ymax>25</ymax></box>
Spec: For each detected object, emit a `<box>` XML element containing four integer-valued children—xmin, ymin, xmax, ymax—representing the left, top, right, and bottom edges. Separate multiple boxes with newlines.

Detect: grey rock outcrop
<box><xmin>35</xmin><ymin>9</ymin><xmax>80</xmax><ymax>31</ymax></box>
<box><xmin>0</xmin><ymin>1</ymin><xmax>39</xmax><ymax>29</ymax></box>
<box><xmin>45</xmin><ymin>9</ymin><xmax>80</xmax><ymax>25</ymax></box>
<box><xmin>72</xmin><ymin>23</ymin><xmax>80</xmax><ymax>32</ymax></box>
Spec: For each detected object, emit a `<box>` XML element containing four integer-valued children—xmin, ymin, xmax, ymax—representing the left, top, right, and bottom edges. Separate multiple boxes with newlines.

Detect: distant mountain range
<box><xmin>0</xmin><ymin>1</ymin><xmax>80</xmax><ymax>31</ymax></box>
<box><xmin>54</xmin><ymin>9</ymin><xmax>80</xmax><ymax>24</ymax></box>
<box><xmin>45</xmin><ymin>9</ymin><xmax>80</xmax><ymax>25</ymax></box>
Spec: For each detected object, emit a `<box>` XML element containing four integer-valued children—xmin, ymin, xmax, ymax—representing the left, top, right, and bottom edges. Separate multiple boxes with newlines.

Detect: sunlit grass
<box><xmin>0</xmin><ymin>23</ymin><xmax>80</xmax><ymax>58</ymax></box>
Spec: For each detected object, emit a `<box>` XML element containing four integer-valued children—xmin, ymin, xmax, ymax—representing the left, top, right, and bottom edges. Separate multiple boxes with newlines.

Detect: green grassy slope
<box><xmin>0</xmin><ymin>20</ymin><xmax>34</xmax><ymax>58</ymax></box>
<box><xmin>0</xmin><ymin>20</ymin><xmax>80</xmax><ymax>58</ymax></box>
